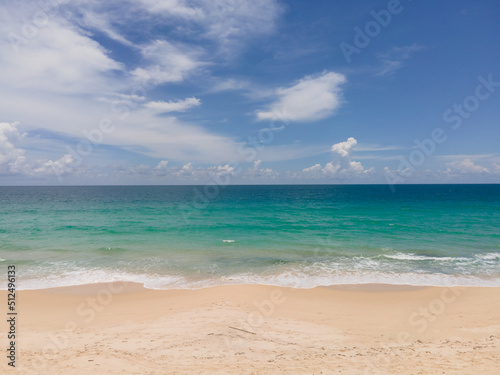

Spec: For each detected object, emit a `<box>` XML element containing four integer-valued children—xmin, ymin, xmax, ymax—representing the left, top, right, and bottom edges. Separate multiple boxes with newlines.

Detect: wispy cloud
<box><xmin>72</xmin><ymin>0</ymin><xmax>283</xmax><ymax>56</ymax></box>
<box><xmin>0</xmin><ymin>13</ymin><xmax>123</xmax><ymax>95</ymax></box>
<box><xmin>75</xmin><ymin>9</ymin><xmax>137</xmax><ymax>47</ymax></box>
<box><xmin>144</xmin><ymin>97</ymin><xmax>201</xmax><ymax>113</ymax></box>
<box><xmin>138</xmin><ymin>0</ymin><xmax>204</xmax><ymax>19</ymax></box>
<box><xmin>256</xmin><ymin>71</ymin><xmax>347</xmax><ymax>122</ymax></box>
<box><xmin>354</xmin><ymin>143</ymin><xmax>404</xmax><ymax>152</ymax></box>
<box><xmin>131</xmin><ymin>40</ymin><xmax>205</xmax><ymax>86</ymax></box>
<box><xmin>375</xmin><ymin>44</ymin><xmax>426</xmax><ymax>77</ymax></box>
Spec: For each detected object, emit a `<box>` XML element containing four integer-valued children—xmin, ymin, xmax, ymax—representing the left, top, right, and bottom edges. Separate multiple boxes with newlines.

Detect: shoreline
<box><xmin>9</xmin><ymin>281</ymin><xmax>446</xmax><ymax>293</ymax></box>
<box><xmin>1</xmin><ymin>283</ymin><xmax>499</xmax><ymax>374</ymax></box>
<box><xmin>6</xmin><ymin>278</ymin><xmax>500</xmax><ymax>292</ymax></box>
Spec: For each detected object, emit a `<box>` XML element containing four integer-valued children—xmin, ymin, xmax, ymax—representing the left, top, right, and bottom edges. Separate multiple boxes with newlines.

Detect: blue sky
<box><xmin>0</xmin><ymin>0</ymin><xmax>499</xmax><ymax>185</ymax></box>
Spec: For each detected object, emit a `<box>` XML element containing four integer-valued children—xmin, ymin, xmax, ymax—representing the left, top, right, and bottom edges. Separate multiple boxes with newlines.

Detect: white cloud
<box><xmin>0</xmin><ymin>122</ymin><xmax>27</xmax><ymax>175</ymax></box>
<box><xmin>69</xmin><ymin>0</ymin><xmax>282</xmax><ymax>57</ymax></box>
<box><xmin>207</xmin><ymin>164</ymin><xmax>236</xmax><ymax>177</ymax></box>
<box><xmin>110</xmin><ymin>108</ymin><xmax>242</xmax><ymax>162</ymax></box>
<box><xmin>445</xmin><ymin>158</ymin><xmax>490</xmax><ymax>174</ymax></box>
<box><xmin>301</xmin><ymin>163</ymin><xmax>321</xmax><ymax>174</ymax></box>
<box><xmin>32</xmin><ymin>154</ymin><xmax>78</xmax><ymax>177</ymax></box>
<box><xmin>136</xmin><ymin>0</ymin><xmax>282</xmax><ymax>50</ymax></box>
<box><xmin>0</xmin><ymin>6</ymin><xmax>239</xmax><ymax>166</ymax></box>
<box><xmin>117</xmin><ymin>158</ymin><xmax>280</xmax><ymax>183</ymax></box>
<box><xmin>76</xmin><ymin>9</ymin><xmax>136</xmax><ymax>47</ymax></box>
<box><xmin>155</xmin><ymin>160</ymin><xmax>169</xmax><ymax>169</ymax></box>
<box><xmin>0</xmin><ymin>1</ymin><xmax>285</xmax><ymax>176</ymax></box>
<box><xmin>200</xmin><ymin>0</ymin><xmax>282</xmax><ymax>52</ymax></box>
<box><xmin>256</xmin><ymin>71</ymin><xmax>346</xmax><ymax>122</ymax></box>
<box><xmin>302</xmin><ymin>137</ymin><xmax>373</xmax><ymax>178</ymax></box>
<box><xmin>144</xmin><ymin>97</ymin><xmax>201</xmax><ymax>112</ymax></box>
<box><xmin>131</xmin><ymin>40</ymin><xmax>203</xmax><ymax>85</ymax></box>
<box><xmin>0</xmin><ymin>9</ymin><xmax>123</xmax><ymax>95</ymax></box>
<box><xmin>0</xmin><ymin>122</ymin><xmax>80</xmax><ymax>178</ymax></box>
<box><xmin>245</xmin><ymin>160</ymin><xmax>277</xmax><ymax>179</ymax></box>
<box><xmin>174</xmin><ymin>162</ymin><xmax>194</xmax><ymax>177</ymax></box>
<box><xmin>146</xmin><ymin>161</ymin><xmax>237</xmax><ymax>180</ymax></box>
<box><xmin>331</xmin><ymin>137</ymin><xmax>357</xmax><ymax>158</ymax></box>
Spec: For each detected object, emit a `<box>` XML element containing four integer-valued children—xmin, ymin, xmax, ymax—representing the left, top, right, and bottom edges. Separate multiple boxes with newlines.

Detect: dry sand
<box><xmin>1</xmin><ymin>283</ymin><xmax>499</xmax><ymax>374</ymax></box>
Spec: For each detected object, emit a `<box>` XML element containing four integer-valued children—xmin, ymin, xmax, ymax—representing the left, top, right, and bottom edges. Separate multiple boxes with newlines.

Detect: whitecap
<box><xmin>382</xmin><ymin>253</ymin><xmax>467</xmax><ymax>262</ymax></box>
<box><xmin>475</xmin><ymin>253</ymin><xmax>500</xmax><ymax>261</ymax></box>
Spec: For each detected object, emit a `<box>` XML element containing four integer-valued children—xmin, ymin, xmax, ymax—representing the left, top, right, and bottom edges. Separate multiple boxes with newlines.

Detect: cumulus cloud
<box><xmin>32</xmin><ymin>154</ymin><xmax>78</xmax><ymax>177</ymax></box>
<box><xmin>245</xmin><ymin>160</ymin><xmax>278</xmax><ymax>179</ymax></box>
<box><xmin>0</xmin><ymin>122</ymin><xmax>27</xmax><ymax>175</ymax></box>
<box><xmin>207</xmin><ymin>164</ymin><xmax>236</xmax><ymax>178</ymax></box>
<box><xmin>155</xmin><ymin>160</ymin><xmax>169</xmax><ymax>169</ymax></box>
<box><xmin>0</xmin><ymin>122</ymin><xmax>80</xmax><ymax>178</ymax></box>
<box><xmin>174</xmin><ymin>162</ymin><xmax>194</xmax><ymax>178</ymax></box>
<box><xmin>118</xmin><ymin>158</ymin><xmax>280</xmax><ymax>184</ymax></box>
<box><xmin>256</xmin><ymin>71</ymin><xmax>346</xmax><ymax>122</ymax></box>
<box><xmin>445</xmin><ymin>158</ymin><xmax>490</xmax><ymax>174</ymax></box>
<box><xmin>128</xmin><ymin>160</ymin><xmax>238</xmax><ymax>181</ymax></box>
<box><xmin>331</xmin><ymin>137</ymin><xmax>357</xmax><ymax>158</ymax></box>
<box><xmin>144</xmin><ymin>97</ymin><xmax>201</xmax><ymax>112</ymax></box>
<box><xmin>302</xmin><ymin>137</ymin><xmax>373</xmax><ymax>178</ymax></box>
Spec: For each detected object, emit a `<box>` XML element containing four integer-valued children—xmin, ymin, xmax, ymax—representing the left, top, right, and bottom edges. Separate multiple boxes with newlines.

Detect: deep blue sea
<box><xmin>1</xmin><ymin>185</ymin><xmax>499</xmax><ymax>289</ymax></box>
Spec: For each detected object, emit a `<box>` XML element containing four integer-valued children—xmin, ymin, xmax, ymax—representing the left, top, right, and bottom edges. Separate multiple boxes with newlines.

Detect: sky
<box><xmin>0</xmin><ymin>0</ymin><xmax>499</xmax><ymax>185</ymax></box>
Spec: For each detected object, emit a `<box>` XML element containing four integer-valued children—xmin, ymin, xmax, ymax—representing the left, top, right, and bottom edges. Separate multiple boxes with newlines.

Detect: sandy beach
<box><xmin>1</xmin><ymin>283</ymin><xmax>499</xmax><ymax>374</ymax></box>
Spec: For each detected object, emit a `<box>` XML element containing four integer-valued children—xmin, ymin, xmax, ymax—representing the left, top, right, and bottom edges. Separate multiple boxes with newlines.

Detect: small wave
<box><xmin>222</xmin><ymin>240</ymin><xmax>235</xmax><ymax>243</ymax></box>
<box><xmin>4</xmin><ymin>265</ymin><xmax>500</xmax><ymax>291</ymax></box>
<box><xmin>381</xmin><ymin>253</ymin><xmax>466</xmax><ymax>262</ymax></box>
<box><xmin>218</xmin><ymin>270</ymin><xmax>500</xmax><ymax>289</ymax></box>
<box><xmin>0</xmin><ymin>259</ymin><xmax>6</xmax><ymax>262</ymax></box>
<box><xmin>7</xmin><ymin>269</ymin><xmax>186</xmax><ymax>291</ymax></box>
<box><xmin>383</xmin><ymin>253</ymin><xmax>434</xmax><ymax>261</ymax></box>
<box><xmin>475</xmin><ymin>253</ymin><xmax>500</xmax><ymax>261</ymax></box>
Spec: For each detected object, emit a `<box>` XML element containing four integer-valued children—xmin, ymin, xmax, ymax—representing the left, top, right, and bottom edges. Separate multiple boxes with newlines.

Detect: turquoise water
<box><xmin>1</xmin><ymin>185</ymin><xmax>499</xmax><ymax>289</ymax></box>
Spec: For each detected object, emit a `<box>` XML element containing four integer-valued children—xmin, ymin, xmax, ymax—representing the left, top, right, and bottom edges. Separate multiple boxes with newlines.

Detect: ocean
<box><xmin>1</xmin><ymin>184</ymin><xmax>499</xmax><ymax>289</ymax></box>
